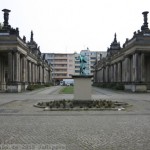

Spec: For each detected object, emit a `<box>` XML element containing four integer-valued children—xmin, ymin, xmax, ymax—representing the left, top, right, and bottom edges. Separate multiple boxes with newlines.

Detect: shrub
<box><xmin>114</xmin><ymin>83</ymin><xmax>124</xmax><ymax>90</ymax></box>
<box><xmin>93</xmin><ymin>82</ymin><xmax>124</xmax><ymax>91</ymax></box>
<box><xmin>46</xmin><ymin>102</ymin><xmax>50</xmax><ymax>107</ymax></box>
<box><xmin>55</xmin><ymin>101</ymin><xmax>60</xmax><ymax>108</ymax></box>
<box><xmin>70</xmin><ymin>104</ymin><xmax>73</xmax><ymax>108</ymax></box>
<box><xmin>27</xmin><ymin>83</ymin><xmax>53</xmax><ymax>91</ymax></box>
<box><xmin>26</xmin><ymin>85</ymin><xmax>35</xmax><ymax>91</ymax></box>
<box><xmin>44</xmin><ymin>83</ymin><xmax>53</xmax><ymax>87</ymax></box>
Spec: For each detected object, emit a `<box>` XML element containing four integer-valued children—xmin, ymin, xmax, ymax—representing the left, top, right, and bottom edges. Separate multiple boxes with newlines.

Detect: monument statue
<box><xmin>79</xmin><ymin>55</ymin><xmax>87</xmax><ymax>75</ymax></box>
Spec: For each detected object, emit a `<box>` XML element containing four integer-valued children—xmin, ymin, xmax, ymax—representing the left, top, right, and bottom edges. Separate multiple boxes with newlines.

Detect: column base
<box><xmin>22</xmin><ymin>82</ymin><xmax>28</xmax><ymax>91</ymax></box>
<box><xmin>7</xmin><ymin>82</ymin><xmax>22</xmax><ymax>93</ymax></box>
<box><xmin>125</xmin><ymin>84</ymin><xmax>147</xmax><ymax>92</ymax></box>
<box><xmin>0</xmin><ymin>82</ymin><xmax>6</xmax><ymax>91</ymax></box>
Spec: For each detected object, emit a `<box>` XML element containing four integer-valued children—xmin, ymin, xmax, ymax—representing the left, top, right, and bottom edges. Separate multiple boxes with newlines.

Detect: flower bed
<box><xmin>34</xmin><ymin>99</ymin><xmax>129</xmax><ymax>111</ymax></box>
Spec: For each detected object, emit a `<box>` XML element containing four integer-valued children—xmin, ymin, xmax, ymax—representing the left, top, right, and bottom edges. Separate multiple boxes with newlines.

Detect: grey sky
<box><xmin>0</xmin><ymin>0</ymin><xmax>150</xmax><ymax>53</ymax></box>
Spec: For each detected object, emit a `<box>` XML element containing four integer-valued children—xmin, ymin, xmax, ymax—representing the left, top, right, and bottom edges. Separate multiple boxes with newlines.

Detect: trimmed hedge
<box><xmin>27</xmin><ymin>83</ymin><xmax>53</xmax><ymax>91</ymax></box>
<box><xmin>93</xmin><ymin>83</ymin><xmax>124</xmax><ymax>90</ymax></box>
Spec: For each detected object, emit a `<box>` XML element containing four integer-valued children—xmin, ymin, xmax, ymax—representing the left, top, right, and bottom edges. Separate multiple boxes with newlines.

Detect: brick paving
<box><xmin>0</xmin><ymin>86</ymin><xmax>150</xmax><ymax>150</ymax></box>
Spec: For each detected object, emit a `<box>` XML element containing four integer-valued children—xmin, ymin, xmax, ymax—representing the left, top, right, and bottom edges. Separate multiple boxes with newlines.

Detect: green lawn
<box><xmin>59</xmin><ymin>86</ymin><xmax>74</xmax><ymax>94</ymax></box>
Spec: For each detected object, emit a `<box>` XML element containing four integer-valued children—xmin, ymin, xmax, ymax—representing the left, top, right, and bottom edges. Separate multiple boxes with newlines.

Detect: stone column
<box><xmin>8</xmin><ymin>52</ymin><xmax>13</xmax><ymax>82</ymax></box>
<box><xmin>18</xmin><ymin>53</ymin><xmax>21</xmax><ymax>82</ymax></box>
<box><xmin>34</xmin><ymin>63</ymin><xmax>36</xmax><ymax>83</ymax></box>
<box><xmin>105</xmin><ymin>66</ymin><xmax>108</xmax><ymax>82</ymax></box>
<box><xmin>31</xmin><ymin>62</ymin><xmax>33</xmax><ymax>83</ymax></box>
<box><xmin>141</xmin><ymin>53</ymin><xmax>145</xmax><ymax>82</ymax></box>
<box><xmin>108</xmin><ymin>66</ymin><xmax>111</xmax><ymax>82</ymax></box>
<box><xmin>14</xmin><ymin>52</ymin><xmax>20</xmax><ymax>82</ymax></box>
<box><xmin>0</xmin><ymin>59</ymin><xmax>3</xmax><ymax>82</ymax></box>
<box><xmin>132</xmin><ymin>53</ymin><xmax>138</xmax><ymax>82</ymax></box>
<box><xmin>0</xmin><ymin>59</ymin><xmax>1</xmax><ymax>84</ymax></box>
<box><xmin>37</xmin><ymin>65</ymin><xmax>39</xmax><ymax>83</ymax></box>
<box><xmin>0</xmin><ymin>59</ymin><xmax>2</xmax><ymax>90</ymax></box>
<box><xmin>22</xmin><ymin>56</ymin><xmax>27</xmax><ymax>82</ymax></box>
<box><xmin>32</xmin><ymin>63</ymin><xmax>35</xmax><ymax>83</ymax></box>
<box><xmin>100</xmin><ymin>69</ymin><xmax>102</xmax><ymax>82</ymax></box>
<box><xmin>126</xmin><ymin>57</ymin><xmax>131</xmax><ymax>82</ymax></box>
<box><xmin>25</xmin><ymin>57</ymin><xmax>28</xmax><ymax>82</ymax></box>
<box><xmin>20</xmin><ymin>56</ymin><xmax>23</xmax><ymax>82</ymax></box>
<box><xmin>111</xmin><ymin>65</ymin><xmax>114</xmax><ymax>82</ymax></box>
<box><xmin>35</xmin><ymin>64</ymin><xmax>37</xmax><ymax>83</ymax></box>
<box><xmin>102</xmin><ymin>68</ymin><xmax>105</xmax><ymax>82</ymax></box>
<box><xmin>114</xmin><ymin>64</ymin><xmax>117</xmax><ymax>82</ymax></box>
<box><xmin>40</xmin><ymin>65</ymin><xmax>43</xmax><ymax>83</ymax></box>
<box><xmin>103</xmin><ymin>67</ymin><xmax>106</xmax><ymax>82</ymax></box>
<box><xmin>0</xmin><ymin>58</ymin><xmax>5</xmax><ymax>90</ymax></box>
<box><xmin>117</xmin><ymin>62</ymin><xmax>122</xmax><ymax>82</ymax></box>
<box><xmin>28</xmin><ymin>61</ymin><xmax>31</xmax><ymax>83</ymax></box>
<box><xmin>100</xmin><ymin>69</ymin><xmax>103</xmax><ymax>82</ymax></box>
<box><xmin>43</xmin><ymin>67</ymin><xmax>45</xmax><ymax>83</ymax></box>
<box><xmin>122</xmin><ymin>59</ymin><xmax>126</xmax><ymax>82</ymax></box>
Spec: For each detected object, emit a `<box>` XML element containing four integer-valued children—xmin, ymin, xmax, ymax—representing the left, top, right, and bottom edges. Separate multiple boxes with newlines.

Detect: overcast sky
<box><xmin>0</xmin><ymin>0</ymin><xmax>150</xmax><ymax>53</ymax></box>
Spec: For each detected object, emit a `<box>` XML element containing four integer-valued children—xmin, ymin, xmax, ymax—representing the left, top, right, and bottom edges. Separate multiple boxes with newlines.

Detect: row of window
<box><xmin>53</xmin><ymin>69</ymin><xmax>67</xmax><ymax>72</ymax></box>
<box><xmin>51</xmin><ymin>64</ymin><xmax>67</xmax><ymax>67</ymax></box>
<box><xmin>52</xmin><ymin>73</ymin><xmax>67</xmax><ymax>76</ymax></box>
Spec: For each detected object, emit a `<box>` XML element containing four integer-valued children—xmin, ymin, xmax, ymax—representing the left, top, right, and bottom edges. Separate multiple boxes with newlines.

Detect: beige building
<box><xmin>94</xmin><ymin>11</ymin><xmax>150</xmax><ymax>92</ymax></box>
<box><xmin>0</xmin><ymin>9</ymin><xmax>52</xmax><ymax>92</ymax></box>
<box><xmin>44</xmin><ymin>50</ymin><xmax>106</xmax><ymax>84</ymax></box>
<box><xmin>44</xmin><ymin>53</ymin><xmax>75</xmax><ymax>84</ymax></box>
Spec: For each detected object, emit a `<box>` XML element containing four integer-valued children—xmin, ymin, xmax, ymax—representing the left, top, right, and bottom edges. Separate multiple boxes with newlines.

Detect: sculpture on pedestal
<box><xmin>75</xmin><ymin>54</ymin><xmax>87</xmax><ymax>75</ymax></box>
<box><xmin>79</xmin><ymin>55</ymin><xmax>87</xmax><ymax>75</ymax></box>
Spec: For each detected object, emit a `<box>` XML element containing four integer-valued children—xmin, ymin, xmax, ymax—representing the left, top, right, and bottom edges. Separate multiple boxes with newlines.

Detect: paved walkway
<box><xmin>0</xmin><ymin>86</ymin><xmax>150</xmax><ymax>150</ymax></box>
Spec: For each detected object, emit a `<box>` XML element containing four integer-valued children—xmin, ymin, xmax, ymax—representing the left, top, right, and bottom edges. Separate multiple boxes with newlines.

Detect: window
<box><xmin>75</xmin><ymin>61</ymin><xmax>80</xmax><ymax>64</ymax></box>
<box><xmin>75</xmin><ymin>66</ymin><xmax>80</xmax><ymax>68</ymax></box>
<box><xmin>91</xmin><ymin>57</ymin><xmax>96</xmax><ymax>60</ymax></box>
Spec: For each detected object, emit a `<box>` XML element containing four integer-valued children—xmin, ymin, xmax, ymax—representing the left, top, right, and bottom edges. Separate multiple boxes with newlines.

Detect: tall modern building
<box><xmin>79</xmin><ymin>48</ymin><xmax>107</xmax><ymax>75</ymax></box>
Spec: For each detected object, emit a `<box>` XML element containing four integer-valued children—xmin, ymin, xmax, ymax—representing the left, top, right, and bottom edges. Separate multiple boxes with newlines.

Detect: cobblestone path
<box><xmin>0</xmin><ymin>86</ymin><xmax>150</xmax><ymax>150</ymax></box>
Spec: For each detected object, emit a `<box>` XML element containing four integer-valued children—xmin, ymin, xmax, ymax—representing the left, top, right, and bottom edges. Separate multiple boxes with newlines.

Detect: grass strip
<box><xmin>59</xmin><ymin>86</ymin><xmax>74</xmax><ymax>94</ymax></box>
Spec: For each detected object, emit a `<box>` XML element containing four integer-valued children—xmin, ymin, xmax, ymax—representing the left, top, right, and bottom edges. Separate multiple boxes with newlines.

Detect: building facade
<box><xmin>78</xmin><ymin>48</ymin><xmax>106</xmax><ymax>75</ymax></box>
<box><xmin>0</xmin><ymin>9</ymin><xmax>52</xmax><ymax>92</ymax></box>
<box><xmin>44</xmin><ymin>49</ymin><xmax>106</xmax><ymax>83</ymax></box>
<box><xmin>44</xmin><ymin>53</ymin><xmax>75</xmax><ymax>84</ymax></box>
<box><xmin>94</xmin><ymin>11</ymin><xmax>150</xmax><ymax>92</ymax></box>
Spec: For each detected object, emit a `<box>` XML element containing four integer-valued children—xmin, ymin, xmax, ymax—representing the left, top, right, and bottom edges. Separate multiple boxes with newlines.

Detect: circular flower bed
<box><xmin>34</xmin><ymin>100</ymin><xmax>128</xmax><ymax>111</ymax></box>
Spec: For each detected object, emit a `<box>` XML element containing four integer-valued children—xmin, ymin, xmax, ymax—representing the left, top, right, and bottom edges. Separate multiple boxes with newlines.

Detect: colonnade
<box><xmin>95</xmin><ymin>52</ymin><xmax>149</xmax><ymax>92</ymax></box>
<box><xmin>7</xmin><ymin>51</ymin><xmax>50</xmax><ymax>84</ymax></box>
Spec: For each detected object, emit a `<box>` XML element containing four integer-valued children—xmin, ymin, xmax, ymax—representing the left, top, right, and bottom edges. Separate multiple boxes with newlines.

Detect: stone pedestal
<box><xmin>72</xmin><ymin>75</ymin><xmax>93</xmax><ymax>100</ymax></box>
